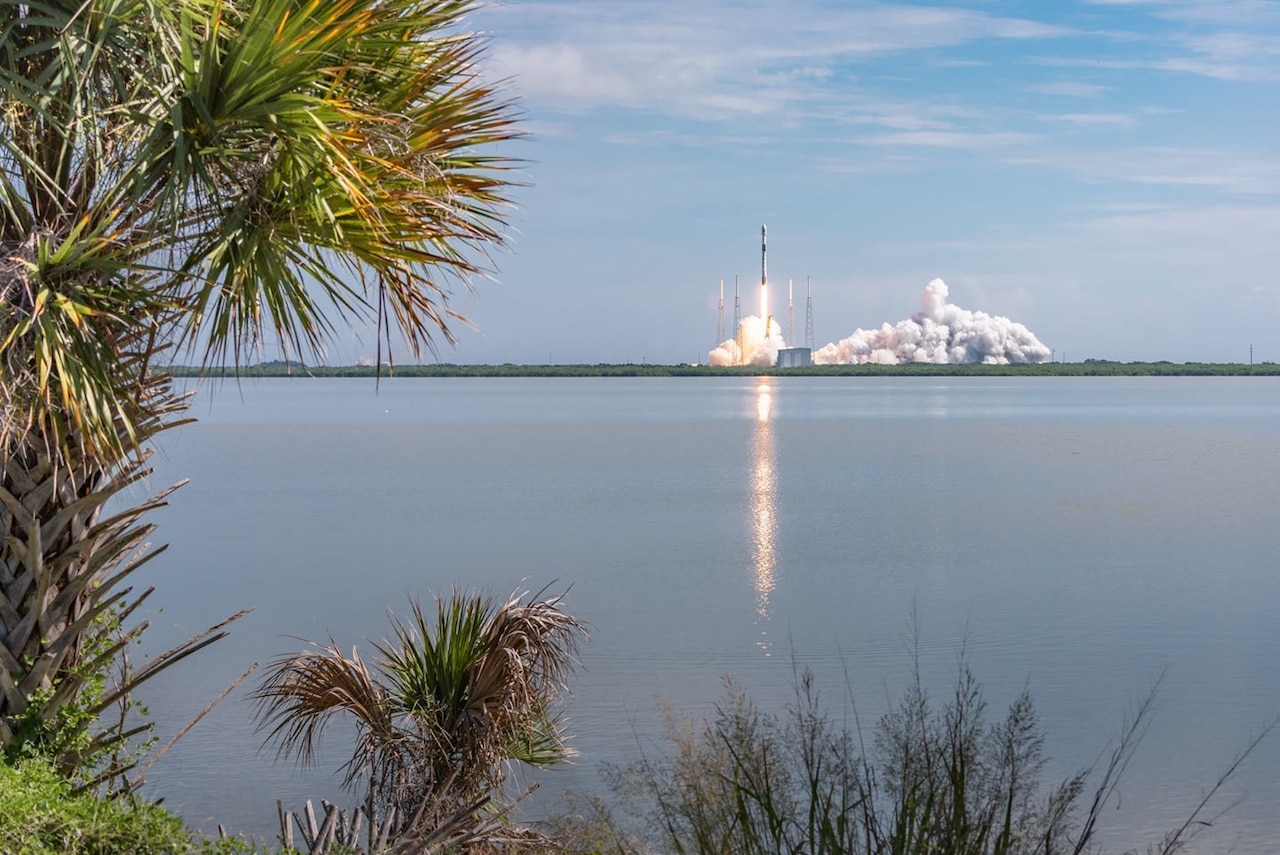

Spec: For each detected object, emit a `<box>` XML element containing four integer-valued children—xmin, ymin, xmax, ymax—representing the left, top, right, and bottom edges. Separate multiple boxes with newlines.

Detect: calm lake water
<box><xmin>130</xmin><ymin>376</ymin><xmax>1280</xmax><ymax>852</ymax></box>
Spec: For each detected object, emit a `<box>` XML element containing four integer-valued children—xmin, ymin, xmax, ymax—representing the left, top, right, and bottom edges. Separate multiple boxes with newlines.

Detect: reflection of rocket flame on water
<box><xmin>750</xmin><ymin>378</ymin><xmax>776</xmax><ymax>655</ymax></box>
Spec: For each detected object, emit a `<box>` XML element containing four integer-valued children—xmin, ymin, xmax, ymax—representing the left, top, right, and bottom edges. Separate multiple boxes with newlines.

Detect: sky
<box><xmin>355</xmin><ymin>0</ymin><xmax>1280</xmax><ymax>365</ymax></box>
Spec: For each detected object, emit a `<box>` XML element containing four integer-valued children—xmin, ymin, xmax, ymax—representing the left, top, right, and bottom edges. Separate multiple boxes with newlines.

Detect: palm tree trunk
<box><xmin>0</xmin><ymin>369</ymin><xmax>188</xmax><ymax>770</ymax></box>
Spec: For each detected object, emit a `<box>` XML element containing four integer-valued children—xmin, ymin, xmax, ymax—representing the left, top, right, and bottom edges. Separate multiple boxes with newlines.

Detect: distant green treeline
<box><xmin>165</xmin><ymin>359</ymin><xmax>1280</xmax><ymax>378</ymax></box>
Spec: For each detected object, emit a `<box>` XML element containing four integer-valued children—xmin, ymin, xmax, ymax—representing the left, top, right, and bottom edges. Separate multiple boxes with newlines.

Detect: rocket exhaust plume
<box><xmin>812</xmin><ymin>279</ymin><xmax>1050</xmax><ymax>365</ymax></box>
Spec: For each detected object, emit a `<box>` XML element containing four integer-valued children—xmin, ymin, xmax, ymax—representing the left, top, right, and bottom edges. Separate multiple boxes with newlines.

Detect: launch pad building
<box><xmin>776</xmin><ymin>347</ymin><xmax>812</xmax><ymax>368</ymax></box>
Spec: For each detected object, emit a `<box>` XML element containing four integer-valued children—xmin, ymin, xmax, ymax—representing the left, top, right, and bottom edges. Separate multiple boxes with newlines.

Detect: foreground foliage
<box><xmin>255</xmin><ymin>588</ymin><xmax>585</xmax><ymax>848</ymax></box>
<box><xmin>1</xmin><ymin>0</ymin><xmax>518</xmax><ymax>778</ymax></box>
<box><xmin>0</xmin><ymin>756</ymin><xmax>264</xmax><ymax>855</ymax></box>
<box><xmin>568</xmin><ymin>664</ymin><xmax>1271</xmax><ymax>855</ymax></box>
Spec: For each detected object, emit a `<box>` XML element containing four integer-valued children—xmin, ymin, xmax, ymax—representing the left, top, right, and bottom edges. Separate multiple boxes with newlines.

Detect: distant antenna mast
<box><xmin>716</xmin><ymin>278</ymin><xmax>725</xmax><ymax>347</ymax></box>
<box><xmin>804</xmin><ymin>276</ymin><xmax>814</xmax><ymax>349</ymax></box>
<box><xmin>788</xmin><ymin>279</ymin><xmax>794</xmax><ymax>345</ymax></box>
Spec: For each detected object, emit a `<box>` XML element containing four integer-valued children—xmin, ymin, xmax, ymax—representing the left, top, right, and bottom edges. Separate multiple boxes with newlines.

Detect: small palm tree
<box><xmin>253</xmin><ymin>588</ymin><xmax>585</xmax><ymax>837</ymax></box>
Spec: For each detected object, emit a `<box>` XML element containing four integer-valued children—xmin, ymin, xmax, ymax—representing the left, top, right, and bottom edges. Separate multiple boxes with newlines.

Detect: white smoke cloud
<box><xmin>710</xmin><ymin>314</ymin><xmax>786</xmax><ymax>366</ymax></box>
<box><xmin>812</xmin><ymin>279</ymin><xmax>1050</xmax><ymax>365</ymax></box>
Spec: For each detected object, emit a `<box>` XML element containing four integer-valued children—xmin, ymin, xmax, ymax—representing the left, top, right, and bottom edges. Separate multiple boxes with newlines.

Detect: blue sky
<box><xmin>379</xmin><ymin>0</ymin><xmax>1280</xmax><ymax>365</ymax></box>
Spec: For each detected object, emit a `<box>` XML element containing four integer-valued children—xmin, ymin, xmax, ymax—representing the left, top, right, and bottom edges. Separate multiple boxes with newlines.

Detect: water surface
<box><xmin>132</xmin><ymin>377</ymin><xmax>1280</xmax><ymax>852</ymax></box>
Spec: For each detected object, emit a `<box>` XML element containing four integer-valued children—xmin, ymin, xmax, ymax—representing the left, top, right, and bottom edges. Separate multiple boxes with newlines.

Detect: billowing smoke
<box><xmin>710</xmin><ymin>314</ymin><xmax>787</xmax><ymax>366</ymax></box>
<box><xmin>812</xmin><ymin>279</ymin><xmax>1049</xmax><ymax>365</ymax></box>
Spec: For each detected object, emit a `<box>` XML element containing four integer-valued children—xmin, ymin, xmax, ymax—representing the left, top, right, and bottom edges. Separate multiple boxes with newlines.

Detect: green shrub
<box><xmin>0</xmin><ymin>757</ymin><xmax>273</xmax><ymax>855</ymax></box>
<box><xmin>579</xmin><ymin>663</ymin><xmax>1271</xmax><ymax>855</ymax></box>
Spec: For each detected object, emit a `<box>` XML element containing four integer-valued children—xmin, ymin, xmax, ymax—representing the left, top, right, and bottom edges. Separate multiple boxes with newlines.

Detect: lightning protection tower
<box><xmin>788</xmin><ymin>279</ymin><xmax>794</xmax><ymax>345</ymax></box>
<box><xmin>716</xmin><ymin>278</ymin><xmax>725</xmax><ymax>348</ymax></box>
<box><xmin>733</xmin><ymin>275</ymin><xmax>744</xmax><ymax>365</ymax></box>
<box><xmin>733</xmin><ymin>274</ymin><xmax>742</xmax><ymax>340</ymax></box>
<box><xmin>805</xmin><ymin>275</ymin><xmax>815</xmax><ymax>350</ymax></box>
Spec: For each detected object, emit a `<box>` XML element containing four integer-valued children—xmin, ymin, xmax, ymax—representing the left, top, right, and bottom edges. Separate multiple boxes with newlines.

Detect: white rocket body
<box><xmin>760</xmin><ymin>225</ymin><xmax>769</xmax><ymax>337</ymax></box>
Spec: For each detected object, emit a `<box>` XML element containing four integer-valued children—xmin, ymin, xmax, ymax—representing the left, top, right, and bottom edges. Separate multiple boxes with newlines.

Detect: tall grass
<box><xmin>567</xmin><ymin>659</ymin><xmax>1273</xmax><ymax>855</ymax></box>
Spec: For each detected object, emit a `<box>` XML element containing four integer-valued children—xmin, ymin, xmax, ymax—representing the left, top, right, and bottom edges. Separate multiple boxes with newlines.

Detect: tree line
<box><xmin>166</xmin><ymin>360</ymin><xmax>1280</xmax><ymax>378</ymax></box>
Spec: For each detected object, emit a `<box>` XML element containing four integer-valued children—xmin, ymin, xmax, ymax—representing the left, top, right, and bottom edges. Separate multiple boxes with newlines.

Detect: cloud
<box><xmin>1025</xmin><ymin>81</ymin><xmax>1112</xmax><ymax>97</ymax></box>
<box><xmin>1036</xmin><ymin>1</ymin><xmax>1280</xmax><ymax>82</ymax></box>
<box><xmin>819</xmin><ymin>152</ymin><xmax>928</xmax><ymax>174</ymax></box>
<box><xmin>480</xmin><ymin>1</ymin><xmax>1072</xmax><ymax>117</ymax></box>
<box><xmin>1091</xmin><ymin>202</ymin><xmax>1181</xmax><ymax>213</ymax></box>
<box><xmin>1066</xmin><ymin>203</ymin><xmax>1280</xmax><ymax>273</ymax></box>
<box><xmin>1032</xmin><ymin>52</ymin><xmax>1279</xmax><ymax>82</ymax></box>
<box><xmin>490</xmin><ymin>44</ymin><xmax>649</xmax><ymax>108</ymax></box>
<box><xmin>859</xmin><ymin>131</ymin><xmax>1039</xmax><ymax>149</ymax></box>
<box><xmin>1081</xmin><ymin>0</ymin><xmax>1278</xmax><ymax>20</ymax></box>
<box><xmin>1038</xmin><ymin>112</ymin><xmax>1140</xmax><ymax>128</ymax></box>
<box><xmin>1010</xmin><ymin>147</ymin><xmax>1280</xmax><ymax>196</ymax></box>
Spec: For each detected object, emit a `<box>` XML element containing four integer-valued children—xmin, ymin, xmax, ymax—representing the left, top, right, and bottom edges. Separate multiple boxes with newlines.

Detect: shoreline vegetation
<box><xmin>166</xmin><ymin>360</ymin><xmax>1280</xmax><ymax>379</ymax></box>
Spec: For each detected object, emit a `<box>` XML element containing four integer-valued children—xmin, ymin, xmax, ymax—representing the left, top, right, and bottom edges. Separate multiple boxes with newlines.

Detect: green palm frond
<box><xmin>1</xmin><ymin>0</ymin><xmax>520</xmax><ymax>456</ymax></box>
<box><xmin>379</xmin><ymin>594</ymin><xmax>489</xmax><ymax>735</ymax></box>
<box><xmin>254</xmin><ymin>589</ymin><xmax>585</xmax><ymax>832</ymax></box>
<box><xmin>163</xmin><ymin>0</ymin><xmax>522</xmax><ymax>368</ymax></box>
<box><xmin>505</xmin><ymin>705</ymin><xmax>575</xmax><ymax>770</ymax></box>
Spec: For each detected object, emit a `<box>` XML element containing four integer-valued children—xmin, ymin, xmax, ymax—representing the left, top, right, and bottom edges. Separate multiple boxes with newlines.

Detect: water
<box><xmin>128</xmin><ymin>376</ymin><xmax>1280</xmax><ymax>851</ymax></box>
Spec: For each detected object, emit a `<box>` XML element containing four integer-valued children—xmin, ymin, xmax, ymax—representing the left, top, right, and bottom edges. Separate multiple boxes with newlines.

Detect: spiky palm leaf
<box><xmin>3</xmin><ymin>0</ymin><xmax>519</xmax><ymax>456</ymax></box>
<box><xmin>0</xmin><ymin>365</ymin><xmax>221</xmax><ymax>780</ymax></box>
<box><xmin>253</xmin><ymin>589</ymin><xmax>584</xmax><ymax>835</ymax></box>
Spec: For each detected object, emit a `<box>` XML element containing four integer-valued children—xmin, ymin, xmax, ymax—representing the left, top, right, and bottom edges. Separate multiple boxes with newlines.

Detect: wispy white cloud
<box><xmin>1082</xmin><ymin>0</ymin><xmax>1279</xmax><ymax>22</ymax></box>
<box><xmin>1009</xmin><ymin>147</ymin><xmax>1280</xmax><ymax>196</ymax></box>
<box><xmin>826</xmin><ymin>98</ymin><xmax>985</xmax><ymax>132</ymax></box>
<box><xmin>1089</xmin><ymin>201</ymin><xmax>1181</xmax><ymax>212</ymax></box>
<box><xmin>1040</xmin><ymin>1</ymin><xmax>1280</xmax><ymax>81</ymax></box>
<box><xmin>1034</xmin><ymin>54</ymin><xmax>1279</xmax><ymax>82</ymax></box>
<box><xmin>492</xmin><ymin>44</ymin><xmax>650</xmax><ymax>109</ymax></box>
<box><xmin>1025</xmin><ymin>81</ymin><xmax>1113</xmax><ymax>97</ymax></box>
<box><xmin>1038</xmin><ymin>112</ymin><xmax>1140</xmax><ymax>128</ymax></box>
<box><xmin>819</xmin><ymin>152</ymin><xmax>928</xmax><ymax>174</ymax></box>
<box><xmin>1068</xmin><ymin>203</ymin><xmax>1280</xmax><ymax>265</ymax></box>
<box><xmin>482</xmin><ymin>0</ymin><xmax>1071</xmax><ymax>117</ymax></box>
<box><xmin>858</xmin><ymin>130</ymin><xmax>1039</xmax><ymax>148</ymax></box>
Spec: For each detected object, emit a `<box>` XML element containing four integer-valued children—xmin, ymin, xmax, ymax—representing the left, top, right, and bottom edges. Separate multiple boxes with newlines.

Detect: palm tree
<box><xmin>253</xmin><ymin>588</ymin><xmax>585</xmax><ymax>838</ymax></box>
<box><xmin>0</xmin><ymin>0</ymin><xmax>519</xmax><ymax>775</ymax></box>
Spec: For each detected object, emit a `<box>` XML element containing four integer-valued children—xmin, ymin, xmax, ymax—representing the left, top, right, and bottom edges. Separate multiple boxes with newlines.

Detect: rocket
<box><xmin>761</xmin><ymin>225</ymin><xmax>771</xmax><ymax>338</ymax></box>
<box><xmin>761</xmin><ymin>224</ymin><xmax>767</xmax><ymax>290</ymax></box>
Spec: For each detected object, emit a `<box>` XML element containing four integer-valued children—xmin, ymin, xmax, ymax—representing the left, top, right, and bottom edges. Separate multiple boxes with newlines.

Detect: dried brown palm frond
<box><xmin>254</xmin><ymin>587</ymin><xmax>586</xmax><ymax>837</ymax></box>
<box><xmin>280</xmin><ymin>782</ymin><xmax>568</xmax><ymax>854</ymax></box>
<box><xmin>255</xmin><ymin>639</ymin><xmax>397</xmax><ymax>781</ymax></box>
